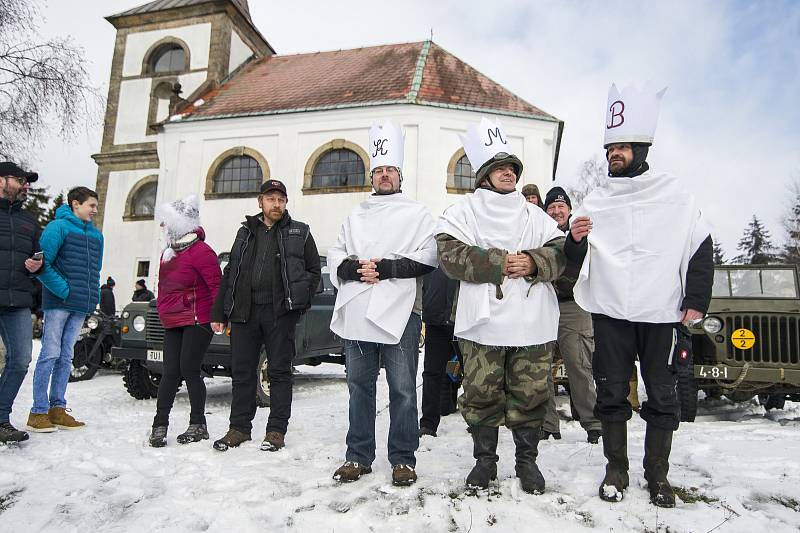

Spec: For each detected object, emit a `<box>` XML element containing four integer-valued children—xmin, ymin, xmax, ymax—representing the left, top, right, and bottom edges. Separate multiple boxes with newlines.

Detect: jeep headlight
<box><xmin>133</xmin><ymin>315</ymin><xmax>146</xmax><ymax>332</ymax></box>
<box><xmin>702</xmin><ymin>317</ymin><xmax>723</xmax><ymax>334</ymax></box>
<box><xmin>86</xmin><ymin>316</ymin><xmax>100</xmax><ymax>330</ymax></box>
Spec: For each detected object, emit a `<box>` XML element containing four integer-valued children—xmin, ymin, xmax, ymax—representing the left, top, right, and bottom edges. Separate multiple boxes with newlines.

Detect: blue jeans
<box><xmin>344</xmin><ymin>313</ymin><xmax>421</xmax><ymax>467</ymax></box>
<box><xmin>0</xmin><ymin>307</ymin><xmax>33</xmax><ymax>423</ymax></box>
<box><xmin>31</xmin><ymin>309</ymin><xmax>85</xmax><ymax>414</ymax></box>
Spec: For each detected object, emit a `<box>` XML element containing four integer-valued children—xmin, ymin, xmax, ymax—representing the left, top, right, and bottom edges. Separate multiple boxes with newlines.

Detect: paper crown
<box><xmin>459</xmin><ymin>117</ymin><xmax>513</xmax><ymax>171</ymax></box>
<box><xmin>368</xmin><ymin>120</ymin><xmax>405</xmax><ymax>171</ymax></box>
<box><xmin>603</xmin><ymin>83</ymin><xmax>667</xmax><ymax>148</ymax></box>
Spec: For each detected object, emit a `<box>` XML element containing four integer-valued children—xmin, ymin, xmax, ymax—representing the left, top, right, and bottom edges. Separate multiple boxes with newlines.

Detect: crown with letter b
<box><xmin>604</xmin><ymin>83</ymin><xmax>667</xmax><ymax>148</ymax></box>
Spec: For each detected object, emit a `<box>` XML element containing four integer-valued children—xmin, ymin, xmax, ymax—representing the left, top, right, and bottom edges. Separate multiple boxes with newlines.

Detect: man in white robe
<box><xmin>436</xmin><ymin>117</ymin><xmax>565</xmax><ymax>494</ymax></box>
<box><xmin>565</xmin><ymin>84</ymin><xmax>714</xmax><ymax>507</ymax></box>
<box><xmin>328</xmin><ymin>121</ymin><xmax>437</xmax><ymax>487</ymax></box>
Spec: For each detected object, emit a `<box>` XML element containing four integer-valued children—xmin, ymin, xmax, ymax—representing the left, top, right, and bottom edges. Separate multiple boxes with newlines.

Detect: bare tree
<box><xmin>0</xmin><ymin>0</ymin><xmax>102</xmax><ymax>160</ymax></box>
<box><xmin>564</xmin><ymin>156</ymin><xmax>607</xmax><ymax>207</ymax></box>
<box><xmin>781</xmin><ymin>177</ymin><xmax>800</xmax><ymax>264</ymax></box>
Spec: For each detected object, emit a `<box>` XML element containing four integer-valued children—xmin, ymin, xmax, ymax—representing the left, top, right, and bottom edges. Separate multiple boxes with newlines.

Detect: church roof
<box><xmin>178</xmin><ymin>41</ymin><xmax>558</xmax><ymax>123</ymax></box>
<box><xmin>109</xmin><ymin>0</ymin><xmax>252</xmax><ymax>22</ymax></box>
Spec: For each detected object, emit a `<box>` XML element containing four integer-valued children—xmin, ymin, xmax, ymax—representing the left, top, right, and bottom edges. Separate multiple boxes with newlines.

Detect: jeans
<box><xmin>0</xmin><ymin>307</ymin><xmax>33</xmax><ymax>423</ymax></box>
<box><xmin>344</xmin><ymin>313</ymin><xmax>421</xmax><ymax>467</ymax></box>
<box><xmin>31</xmin><ymin>309</ymin><xmax>86</xmax><ymax>414</ymax></box>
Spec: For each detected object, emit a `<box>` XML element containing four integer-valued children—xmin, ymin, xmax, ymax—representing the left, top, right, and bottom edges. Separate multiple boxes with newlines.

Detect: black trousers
<box><xmin>229</xmin><ymin>304</ymin><xmax>299</xmax><ymax>435</ymax></box>
<box><xmin>592</xmin><ymin>315</ymin><xmax>679</xmax><ymax>431</ymax></box>
<box><xmin>154</xmin><ymin>323</ymin><xmax>213</xmax><ymax>427</ymax></box>
<box><xmin>420</xmin><ymin>324</ymin><xmax>460</xmax><ymax>431</ymax></box>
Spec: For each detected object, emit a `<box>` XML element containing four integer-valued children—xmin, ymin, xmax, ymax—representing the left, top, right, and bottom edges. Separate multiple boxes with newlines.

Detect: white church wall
<box><xmin>229</xmin><ymin>30</ymin><xmax>253</xmax><ymax>74</ymax></box>
<box><xmin>122</xmin><ymin>23</ymin><xmax>212</xmax><ymax>77</ymax></box>
<box><xmin>114</xmin><ymin>103</ymin><xmax>559</xmax><ymax>285</ymax></box>
<box><xmin>100</xmin><ymin>169</ymin><xmax>160</xmax><ymax>308</ymax></box>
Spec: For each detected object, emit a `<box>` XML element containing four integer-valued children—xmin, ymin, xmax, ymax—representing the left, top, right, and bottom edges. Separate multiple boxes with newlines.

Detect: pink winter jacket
<box><xmin>156</xmin><ymin>227</ymin><xmax>222</xmax><ymax>329</ymax></box>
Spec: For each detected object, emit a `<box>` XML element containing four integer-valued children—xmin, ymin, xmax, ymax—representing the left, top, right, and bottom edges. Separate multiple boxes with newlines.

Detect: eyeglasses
<box><xmin>1</xmin><ymin>175</ymin><xmax>28</xmax><ymax>186</ymax></box>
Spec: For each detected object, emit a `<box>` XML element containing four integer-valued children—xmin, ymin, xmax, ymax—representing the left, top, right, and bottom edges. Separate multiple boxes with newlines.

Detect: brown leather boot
<box><xmin>48</xmin><ymin>407</ymin><xmax>85</xmax><ymax>429</ymax></box>
<box><xmin>212</xmin><ymin>429</ymin><xmax>251</xmax><ymax>451</ymax></box>
<box><xmin>260</xmin><ymin>431</ymin><xmax>285</xmax><ymax>452</ymax></box>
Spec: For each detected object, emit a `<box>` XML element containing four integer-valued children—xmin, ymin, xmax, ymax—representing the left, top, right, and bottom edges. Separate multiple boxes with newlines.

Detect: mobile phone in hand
<box><xmin>31</xmin><ymin>251</ymin><xmax>43</xmax><ymax>261</ymax></box>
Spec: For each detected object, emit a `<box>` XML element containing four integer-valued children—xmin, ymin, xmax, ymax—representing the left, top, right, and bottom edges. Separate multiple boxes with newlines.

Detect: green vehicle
<box><xmin>686</xmin><ymin>264</ymin><xmax>800</xmax><ymax>418</ymax></box>
<box><xmin>111</xmin><ymin>256</ymin><xmax>342</xmax><ymax>406</ymax></box>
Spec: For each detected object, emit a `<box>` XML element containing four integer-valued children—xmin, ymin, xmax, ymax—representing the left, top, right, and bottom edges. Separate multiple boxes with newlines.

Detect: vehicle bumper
<box><xmin>694</xmin><ymin>364</ymin><xmax>800</xmax><ymax>386</ymax></box>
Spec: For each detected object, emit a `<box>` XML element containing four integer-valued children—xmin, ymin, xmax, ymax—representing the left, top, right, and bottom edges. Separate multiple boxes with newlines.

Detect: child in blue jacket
<box><xmin>27</xmin><ymin>187</ymin><xmax>103</xmax><ymax>432</ymax></box>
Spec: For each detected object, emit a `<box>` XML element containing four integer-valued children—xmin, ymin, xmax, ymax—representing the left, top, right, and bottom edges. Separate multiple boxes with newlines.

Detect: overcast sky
<box><xmin>28</xmin><ymin>0</ymin><xmax>800</xmax><ymax>257</ymax></box>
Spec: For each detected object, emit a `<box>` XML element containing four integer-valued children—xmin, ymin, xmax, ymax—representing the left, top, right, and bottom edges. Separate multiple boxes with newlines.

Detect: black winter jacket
<box><xmin>422</xmin><ymin>267</ymin><xmax>458</xmax><ymax>326</ymax></box>
<box><xmin>211</xmin><ymin>211</ymin><xmax>321</xmax><ymax>323</ymax></box>
<box><xmin>0</xmin><ymin>197</ymin><xmax>41</xmax><ymax>309</ymax></box>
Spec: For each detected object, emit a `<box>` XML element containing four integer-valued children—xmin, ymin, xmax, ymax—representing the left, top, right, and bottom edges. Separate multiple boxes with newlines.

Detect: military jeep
<box><xmin>111</xmin><ymin>258</ymin><xmax>343</xmax><ymax>406</ymax></box>
<box><xmin>687</xmin><ymin>264</ymin><xmax>800</xmax><ymax>415</ymax></box>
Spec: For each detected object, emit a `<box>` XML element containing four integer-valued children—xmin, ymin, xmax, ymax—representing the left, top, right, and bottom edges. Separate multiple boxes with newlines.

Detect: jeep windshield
<box><xmin>712</xmin><ymin>268</ymin><xmax>799</xmax><ymax>298</ymax></box>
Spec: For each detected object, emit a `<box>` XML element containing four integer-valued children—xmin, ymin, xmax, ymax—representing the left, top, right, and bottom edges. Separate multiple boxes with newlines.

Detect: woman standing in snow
<box><xmin>149</xmin><ymin>196</ymin><xmax>221</xmax><ymax>447</ymax></box>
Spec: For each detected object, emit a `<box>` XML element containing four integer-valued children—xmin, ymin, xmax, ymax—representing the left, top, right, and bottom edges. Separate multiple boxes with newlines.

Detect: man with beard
<box><xmin>540</xmin><ymin>187</ymin><xmax>602</xmax><ymax>444</ymax></box>
<box><xmin>436</xmin><ymin>117</ymin><xmax>565</xmax><ymax>494</ymax></box>
<box><xmin>211</xmin><ymin>179</ymin><xmax>321</xmax><ymax>453</ymax></box>
<box><xmin>0</xmin><ymin>162</ymin><xmax>42</xmax><ymax>443</ymax></box>
<box><xmin>329</xmin><ymin>120</ymin><xmax>437</xmax><ymax>486</ymax></box>
<box><xmin>566</xmin><ymin>84</ymin><xmax>713</xmax><ymax>507</ymax></box>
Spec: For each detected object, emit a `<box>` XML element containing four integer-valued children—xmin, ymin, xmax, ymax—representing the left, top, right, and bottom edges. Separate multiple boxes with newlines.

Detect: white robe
<box><xmin>328</xmin><ymin>194</ymin><xmax>438</xmax><ymax>344</ymax></box>
<box><xmin>436</xmin><ymin>189</ymin><xmax>563</xmax><ymax>347</ymax></box>
<box><xmin>572</xmin><ymin>170</ymin><xmax>712</xmax><ymax>323</ymax></box>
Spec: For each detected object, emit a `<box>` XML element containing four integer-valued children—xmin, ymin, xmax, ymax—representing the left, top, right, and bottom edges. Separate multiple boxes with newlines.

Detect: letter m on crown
<box><xmin>485</xmin><ymin>127</ymin><xmax>507</xmax><ymax>147</ymax></box>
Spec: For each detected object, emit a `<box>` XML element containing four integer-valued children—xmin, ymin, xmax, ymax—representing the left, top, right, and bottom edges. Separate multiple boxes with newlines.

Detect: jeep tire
<box><xmin>70</xmin><ymin>338</ymin><xmax>101</xmax><ymax>382</ymax></box>
<box><xmin>256</xmin><ymin>347</ymin><xmax>271</xmax><ymax>408</ymax></box>
<box><xmin>123</xmin><ymin>360</ymin><xmax>161</xmax><ymax>400</ymax></box>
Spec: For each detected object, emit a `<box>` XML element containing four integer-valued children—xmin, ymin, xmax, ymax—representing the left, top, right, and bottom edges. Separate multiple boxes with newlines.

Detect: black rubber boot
<box><xmin>643</xmin><ymin>425</ymin><xmax>675</xmax><ymax>508</ymax></box>
<box><xmin>598</xmin><ymin>421</ymin><xmax>629</xmax><ymax>502</ymax></box>
<box><xmin>512</xmin><ymin>426</ymin><xmax>545</xmax><ymax>494</ymax></box>
<box><xmin>465</xmin><ymin>426</ymin><xmax>499</xmax><ymax>489</ymax></box>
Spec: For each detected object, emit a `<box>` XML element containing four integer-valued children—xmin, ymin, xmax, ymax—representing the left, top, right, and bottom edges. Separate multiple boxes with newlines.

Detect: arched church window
<box><xmin>311</xmin><ymin>149</ymin><xmax>365</xmax><ymax>188</ymax></box>
<box><xmin>149</xmin><ymin>44</ymin><xmax>187</xmax><ymax>74</ymax></box>
<box><xmin>446</xmin><ymin>149</ymin><xmax>475</xmax><ymax>194</ymax></box>
<box><xmin>131</xmin><ymin>181</ymin><xmax>157</xmax><ymax>217</ymax></box>
<box><xmin>124</xmin><ymin>175</ymin><xmax>158</xmax><ymax>221</ymax></box>
<box><xmin>213</xmin><ymin>155</ymin><xmax>263</xmax><ymax>194</ymax></box>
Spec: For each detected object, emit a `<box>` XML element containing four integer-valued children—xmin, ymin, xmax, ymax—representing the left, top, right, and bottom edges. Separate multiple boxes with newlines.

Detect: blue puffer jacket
<box><xmin>37</xmin><ymin>205</ymin><xmax>104</xmax><ymax>314</ymax></box>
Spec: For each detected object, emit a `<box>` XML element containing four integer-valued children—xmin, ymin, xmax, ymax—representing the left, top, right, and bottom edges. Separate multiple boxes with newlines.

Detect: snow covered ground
<box><xmin>2</xmin><ymin>341</ymin><xmax>800</xmax><ymax>532</ymax></box>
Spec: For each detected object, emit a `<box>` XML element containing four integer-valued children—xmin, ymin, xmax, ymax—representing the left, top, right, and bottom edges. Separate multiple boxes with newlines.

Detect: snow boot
<box><xmin>0</xmin><ymin>422</ymin><xmax>29</xmax><ymax>443</ymax></box>
<box><xmin>512</xmin><ymin>426</ymin><xmax>545</xmax><ymax>494</ymax></box>
<box><xmin>176</xmin><ymin>424</ymin><xmax>209</xmax><ymax>444</ymax></box>
<box><xmin>586</xmin><ymin>429</ymin><xmax>602</xmax><ymax>444</ymax></box>
<box><xmin>643</xmin><ymin>425</ymin><xmax>675</xmax><ymax>508</ymax></box>
<box><xmin>465</xmin><ymin>426</ymin><xmax>499</xmax><ymax>489</ymax></box>
<box><xmin>259</xmin><ymin>431</ymin><xmax>285</xmax><ymax>451</ymax></box>
<box><xmin>333</xmin><ymin>461</ymin><xmax>372</xmax><ymax>482</ymax></box>
<box><xmin>598</xmin><ymin>421</ymin><xmax>629</xmax><ymax>502</ymax></box>
<box><xmin>149</xmin><ymin>426</ymin><xmax>168</xmax><ymax>448</ymax></box>
<box><xmin>392</xmin><ymin>464</ymin><xmax>418</xmax><ymax>486</ymax></box>
<box><xmin>212</xmin><ymin>428</ymin><xmax>251</xmax><ymax>451</ymax></box>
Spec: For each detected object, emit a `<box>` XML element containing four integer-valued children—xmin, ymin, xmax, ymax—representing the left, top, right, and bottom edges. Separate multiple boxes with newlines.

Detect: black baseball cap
<box><xmin>0</xmin><ymin>161</ymin><xmax>38</xmax><ymax>183</ymax></box>
<box><xmin>259</xmin><ymin>179</ymin><xmax>287</xmax><ymax>197</ymax></box>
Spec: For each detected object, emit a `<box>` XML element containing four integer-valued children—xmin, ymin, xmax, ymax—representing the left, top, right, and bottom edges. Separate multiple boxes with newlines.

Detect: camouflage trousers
<box><xmin>457</xmin><ymin>339</ymin><xmax>553</xmax><ymax>429</ymax></box>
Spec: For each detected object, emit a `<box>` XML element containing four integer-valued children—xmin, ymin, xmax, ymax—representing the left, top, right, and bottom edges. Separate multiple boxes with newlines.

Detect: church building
<box><xmin>93</xmin><ymin>0</ymin><xmax>563</xmax><ymax>295</ymax></box>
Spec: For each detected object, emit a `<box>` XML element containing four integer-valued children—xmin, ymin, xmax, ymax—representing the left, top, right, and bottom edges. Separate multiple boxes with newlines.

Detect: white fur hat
<box><xmin>155</xmin><ymin>194</ymin><xmax>200</xmax><ymax>247</ymax></box>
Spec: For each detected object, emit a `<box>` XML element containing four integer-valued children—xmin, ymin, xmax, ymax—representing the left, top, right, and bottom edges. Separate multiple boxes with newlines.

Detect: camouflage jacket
<box><xmin>435</xmin><ymin>233</ymin><xmax>566</xmax><ymax>304</ymax></box>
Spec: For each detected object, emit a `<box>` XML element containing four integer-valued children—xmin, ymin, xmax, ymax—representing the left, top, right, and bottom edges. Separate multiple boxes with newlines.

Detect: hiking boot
<box><xmin>333</xmin><ymin>461</ymin><xmax>372</xmax><ymax>482</ymax></box>
<box><xmin>512</xmin><ymin>426</ymin><xmax>545</xmax><ymax>494</ymax></box>
<box><xmin>48</xmin><ymin>407</ymin><xmax>85</xmax><ymax>429</ymax></box>
<box><xmin>465</xmin><ymin>426</ymin><xmax>499</xmax><ymax>489</ymax></box>
<box><xmin>177</xmin><ymin>424</ymin><xmax>209</xmax><ymax>444</ymax></box>
<box><xmin>0</xmin><ymin>422</ymin><xmax>29</xmax><ymax>443</ymax></box>
<box><xmin>599</xmin><ymin>421</ymin><xmax>629</xmax><ymax>502</ymax></box>
<box><xmin>260</xmin><ymin>431</ymin><xmax>285</xmax><ymax>452</ymax></box>
<box><xmin>212</xmin><ymin>429</ymin><xmax>251</xmax><ymax>451</ymax></box>
<box><xmin>419</xmin><ymin>426</ymin><xmax>437</xmax><ymax>438</ymax></box>
<box><xmin>392</xmin><ymin>464</ymin><xmax>418</xmax><ymax>486</ymax></box>
<box><xmin>26</xmin><ymin>413</ymin><xmax>57</xmax><ymax>433</ymax></box>
<box><xmin>149</xmin><ymin>426</ymin><xmax>168</xmax><ymax>448</ymax></box>
<box><xmin>643</xmin><ymin>425</ymin><xmax>676</xmax><ymax>508</ymax></box>
<box><xmin>538</xmin><ymin>428</ymin><xmax>561</xmax><ymax>440</ymax></box>
<box><xmin>586</xmin><ymin>429</ymin><xmax>602</xmax><ymax>444</ymax></box>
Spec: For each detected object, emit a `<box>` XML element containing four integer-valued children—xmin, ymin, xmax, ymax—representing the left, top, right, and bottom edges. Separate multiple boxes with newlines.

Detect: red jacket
<box><xmin>156</xmin><ymin>228</ymin><xmax>221</xmax><ymax>329</ymax></box>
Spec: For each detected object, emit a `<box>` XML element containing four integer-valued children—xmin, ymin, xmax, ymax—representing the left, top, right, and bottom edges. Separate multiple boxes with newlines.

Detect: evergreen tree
<box><xmin>46</xmin><ymin>191</ymin><xmax>65</xmax><ymax>222</ymax></box>
<box><xmin>734</xmin><ymin>215</ymin><xmax>778</xmax><ymax>264</ymax></box>
<box><xmin>781</xmin><ymin>180</ymin><xmax>800</xmax><ymax>264</ymax></box>
<box><xmin>22</xmin><ymin>186</ymin><xmax>52</xmax><ymax>230</ymax></box>
<box><xmin>712</xmin><ymin>240</ymin><xmax>726</xmax><ymax>265</ymax></box>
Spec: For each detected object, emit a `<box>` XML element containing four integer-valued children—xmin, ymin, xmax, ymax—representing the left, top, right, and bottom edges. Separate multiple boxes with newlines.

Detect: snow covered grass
<box><xmin>1</xmin><ymin>341</ymin><xmax>800</xmax><ymax>532</ymax></box>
